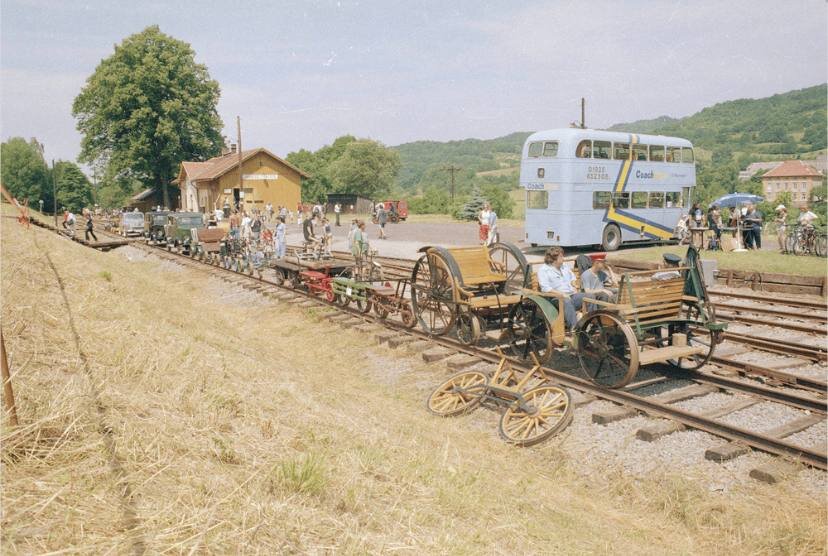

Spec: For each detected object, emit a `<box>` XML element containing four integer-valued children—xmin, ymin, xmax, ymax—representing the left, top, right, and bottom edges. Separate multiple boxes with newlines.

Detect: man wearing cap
<box><xmin>581</xmin><ymin>257</ymin><xmax>617</xmax><ymax>311</ymax></box>
<box><xmin>652</xmin><ymin>253</ymin><xmax>683</xmax><ymax>281</ymax></box>
<box><xmin>774</xmin><ymin>205</ymin><xmax>788</xmax><ymax>252</ymax></box>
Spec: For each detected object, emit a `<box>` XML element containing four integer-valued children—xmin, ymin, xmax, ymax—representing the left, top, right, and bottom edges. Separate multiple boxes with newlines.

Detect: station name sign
<box><xmin>242</xmin><ymin>174</ymin><xmax>278</xmax><ymax>180</ymax></box>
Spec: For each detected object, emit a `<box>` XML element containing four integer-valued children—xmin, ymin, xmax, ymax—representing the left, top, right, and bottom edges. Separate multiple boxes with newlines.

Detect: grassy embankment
<box><xmin>610</xmin><ymin>243</ymin><xmax>827</xmax><ymax>277</ymax></box>
<box><xmin>1</xmin><ymin>210</ymin><xmax>825</xmax><ymax>553</ymax></box>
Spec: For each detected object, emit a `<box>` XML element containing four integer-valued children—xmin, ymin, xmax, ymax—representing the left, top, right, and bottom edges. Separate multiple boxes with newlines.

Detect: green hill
<box><xmin>393</xmin><ymin>83</ymin><xmax>827</xmax><ymax>210</ymax></box>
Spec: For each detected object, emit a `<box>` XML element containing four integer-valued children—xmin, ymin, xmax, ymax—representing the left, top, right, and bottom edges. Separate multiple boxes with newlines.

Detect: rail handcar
<box><xmin>521</xmin><ymin>128</ymin><xmax>696</xmax><ymax>251</ymax></box>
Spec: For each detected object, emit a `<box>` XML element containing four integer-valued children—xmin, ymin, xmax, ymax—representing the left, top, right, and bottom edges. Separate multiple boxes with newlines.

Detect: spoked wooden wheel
<box><xmin>575</xmin><ymin>311</ymin><xmax>639</xmax><ymax>388</ymax></box>
<box><xmin>355</xmin><ymin>296</ymin><xmax>372</xmax><ymax>313</ymax></box>
<box><xmin>411</xmin><ymin>253</ymin><xmax>457</xmax><ymax>336</ymax></box>
<box><xmin>456</xmin><ymin>312</ymin><xmax>483</xmax><ymax>345</ymax></box>
<box><xmin>503</xmin><ymin>300</ymin><xmax>555</xmax><ymax>364</ymax></box>
<box><xmin>336</xmin><ymin>293</ymin><xmax>350</xmax><ymax>307</ymax></box>
<box><xmin>488</xmin><ymin>243</ymin><xmax>530</xmax><ymax>293</ymax></box>
<box><xmin>373</xmin><ymin>300</ymin><xmax>389</xmax><ymax>319</ymax></box>
<box><xmin>499</xmin><ymin>385</ymin><xmax>572</xmax><ymax>446</ymax></box>
<box><xmin>324</xmin><ymin>288</ymin><xmax>336</xmax><ymax>303</ymax></box>
<box><xmin>427</xmin><ymin>371</ymin><xmax>489</xmax><ymax>417</ymax></box>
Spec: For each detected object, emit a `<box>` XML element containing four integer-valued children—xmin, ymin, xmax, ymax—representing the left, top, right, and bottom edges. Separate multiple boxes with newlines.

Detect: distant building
<box><xmin>739</xmin><ymin>154</ymin><xmax>827</xmax><ymax>180</ymax></box>
<box><xmin>174</xmin><ymin>145</ymin><xmax>309</xmax><ymax>213</ymax></box>
<box><xmin>760</xmin><ymin>160</ymin><xmax>825</xmax><ymax>207</ymax></box>
<box><xmin>129</xmin><ymin>185</ymin><xmax>180</xmax><ymax>212</ymax></box>
<box><xmin>325</xmin><ymin>193</ymin><xmax>374</xmax><ymax>215</ymax></box>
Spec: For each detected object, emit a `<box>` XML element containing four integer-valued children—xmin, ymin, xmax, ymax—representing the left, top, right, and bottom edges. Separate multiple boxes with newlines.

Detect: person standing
<box><xmin>774</xmin><ymin>205</ymin><xmax>788</xmax><ymax>252</ymax></box>
<box><xmin>377</xmin><ymin>203</ymin><xmax>388</xmax><ymax>239</ymax></box>
<box><xmin>322</xmin><ymin>218</ymin><xmax>333</xmax><ymax>254</ymax></box>
<box><xmin>266</xmin><ymin>202</ymin><xmax>273</xmax><ymax>221</ymax></box>
<box><xmin>241</xmin><ymin>212</ymin><xmax>252</xmax><ymax>241</ymax></box>
<box><xmin>251</xmin><ymin>214</ymin><xmax>262</xmax><ymax>242</ymax></box>
<box><xmin>275</xmin><ymin>216</ymin><xmax>286</xmax><ymax>259</ymax></box>
<box><xmin>334</xmin><ymin>202</ymin><xmax>341</xmax><ymax>226</ymax></box>
<box><xmin>744</xmin><ymin>204</ymin><xmax>763</xmax><ymax>249</ymax></box>
<box><xmin>84</xmin><ymin>212</ymin><xmax>98</xmax><ymax>242</ymax></box>
<box><xmin>302</xmin><ymin>211</ymin><xmax>315</xmax><ymax>243</ymax></box>
<box><xmin>536</xmin><ymin>247</ymin><xmax>584</xmax><ymax>330</ymax></box>
<box><xmin>229</xmin><ymin>210</ymin><xmax>240</xmax><ymax>239</ymax></box>
<box><xmin>486</xmin><ymin>203</ymin><xmax>498</xmax><ymax>246</ymax></box>
<box><xmin>478</xmin><ymin>204</ymin><xmax>491</xmax><ymax>245</ymax></box>
<box><xmin>351</xmin><ymin>220</ymin><xmax>368</xmax><ymax>266</ymax></box>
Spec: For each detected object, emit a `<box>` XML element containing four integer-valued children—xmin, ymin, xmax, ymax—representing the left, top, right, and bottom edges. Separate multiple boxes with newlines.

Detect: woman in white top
<box><xmin>479</xmin><ymin>203</ymin><xmax>491</xmax><ymax>245</ymax></box>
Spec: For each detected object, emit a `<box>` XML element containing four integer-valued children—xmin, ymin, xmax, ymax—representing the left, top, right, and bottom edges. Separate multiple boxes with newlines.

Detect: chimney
<box><xmin>230</xmin><ymin>143</ymin><xmax>237</xmax><ymax>154</ymax></box>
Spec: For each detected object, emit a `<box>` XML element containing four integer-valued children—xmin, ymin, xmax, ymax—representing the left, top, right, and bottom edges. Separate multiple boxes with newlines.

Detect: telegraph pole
<box><xmin>237</xmin><ymin>116</ymin><xmax>243</xmax><ymax>192</ymax></box>
<box><xmin>581</xmin><ymin>97</ymin><xmax>586</xmax><ymax>129</ymax></box>
<box><xmin>441</xmin><ymin>165</ymin><xmax>462</xmax><ymax>203</ymax></box>
<box><xmin>52</xmin><ymin>159</ymin><xmax>57</xmax><ymax>227</ymax></box>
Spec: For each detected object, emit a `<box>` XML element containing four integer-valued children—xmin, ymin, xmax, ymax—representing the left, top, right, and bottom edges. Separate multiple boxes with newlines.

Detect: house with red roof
<box><xmin>760</xmin><ymin>160</ymin><xmax>825</xmax><ymax>207</ymax></box>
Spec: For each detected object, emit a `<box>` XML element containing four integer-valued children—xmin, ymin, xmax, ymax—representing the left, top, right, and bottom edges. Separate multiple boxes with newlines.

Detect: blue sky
<box><xmin>1</xmin><ymin>0</ymin><xmax>826</xmax><ymax>165</ymax></box>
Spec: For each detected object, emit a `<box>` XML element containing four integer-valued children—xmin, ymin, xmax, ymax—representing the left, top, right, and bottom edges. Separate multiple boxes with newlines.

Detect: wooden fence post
<box><xmin>1</xmin><ymin>330</ymin><xmax>19</xmax><ymax>426</ymax></box>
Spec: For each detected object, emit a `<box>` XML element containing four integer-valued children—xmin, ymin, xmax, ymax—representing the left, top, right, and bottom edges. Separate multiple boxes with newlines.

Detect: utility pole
<box><xmin>1</xmin><ymin>330</ymin><xmax>19</xmax><ymax>427</ymax></box>
<box><xmin>52</xmin><ymin>159</ymin><xmax>57</xmax><ymax>228</ymax></box>
<box><xmin>581</xmin><ymin>97</ymin><xmax>586</xmax><ymax>129</ymax></box>
<box><xmin>441</xmin><ymin>165</ymin><xmax>462</xmax><ymax>203</ymax></box>
<box><xmin>237</xmin><ymin>116</ymin><xmax>243</xmax><ymax>193</ymax></box>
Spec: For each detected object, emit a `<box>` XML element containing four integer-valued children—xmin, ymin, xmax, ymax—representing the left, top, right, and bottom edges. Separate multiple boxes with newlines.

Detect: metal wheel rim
<box><xmin>427</xmin><ymin>371</ymin><xmax>489</xmax><ymax>417</ymax></box>
<box><xmin>499</xmin><ymin>385</ymin><xmax>572</xmax><ymax>446</ymax></box>
<box><xmin>411</xmin><ymin>253</ymin><xmax>457</xmax><ymax>335</ymax></box>
<box><xmin>488</xmin><ymin>243</ymin><xmax>530</xmax><ymax>292</ymax></box>
<box><xmin>456</xmin><ymin>312</ymin><xmax>481</xmax><ymax>345</ymax></box>
<box><xmin>575</xmin><ymin>311</ymin><xmax>639</xmax><ymax>388</ymax></box>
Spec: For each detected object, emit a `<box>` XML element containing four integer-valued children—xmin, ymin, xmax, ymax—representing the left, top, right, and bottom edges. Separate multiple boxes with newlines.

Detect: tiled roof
<box><xmin>179</xmin><ymin>148</ymin><xmax>310</xmax><ymax>182</ymax></box>
<box><xmin>762</xmin><ymin>160</ymin><xmax>823</xmax><ymax>178</ymax></box>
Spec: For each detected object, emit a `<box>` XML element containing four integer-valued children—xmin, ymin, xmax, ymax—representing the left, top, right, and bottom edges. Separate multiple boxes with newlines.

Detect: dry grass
<box><xmin>1</xmin><ymin>212</ymin><xmax>826</xmax><ymax>553</ymax></box>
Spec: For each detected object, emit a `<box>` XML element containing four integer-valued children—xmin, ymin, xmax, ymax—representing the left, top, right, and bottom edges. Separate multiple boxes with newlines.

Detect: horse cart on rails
<box><xmin>411</xmin><ymin>243</ymin><xmax>725</xmax><ymax>389</ymax></box>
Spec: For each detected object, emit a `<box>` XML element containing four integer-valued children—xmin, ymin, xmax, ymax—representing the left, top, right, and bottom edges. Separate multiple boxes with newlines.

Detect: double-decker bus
<box><xmin>521</xmin><ymin>128</ymin><xmax>695</xmax><ymax>250</ymax></box>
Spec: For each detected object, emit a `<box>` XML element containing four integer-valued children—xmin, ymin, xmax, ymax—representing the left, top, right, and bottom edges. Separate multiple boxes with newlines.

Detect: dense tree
<box><xmin>73</xmin><ymin>26</ymin><xmax>224</xmax><ymax>208</ymax></box>
<box><xmin>329</xmin><ymin>140</ymin><xmax>401</xmax><ymax>199</ymax></box>
<box><xmin>53</xmin><ymin>161</ymin><xmax>93</xmax><ymax>211</ymax></box>
<box><xmin>1</xmin><ymin>137</ymin><xmax>51</xmax><ymax>209</ymax></box>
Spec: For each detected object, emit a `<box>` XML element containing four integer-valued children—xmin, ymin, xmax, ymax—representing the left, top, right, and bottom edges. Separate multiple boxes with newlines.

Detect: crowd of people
<box><xmin>676</xmin><ymin>202</ymin><xmax>820</xmax><ymax>253</ymax></box>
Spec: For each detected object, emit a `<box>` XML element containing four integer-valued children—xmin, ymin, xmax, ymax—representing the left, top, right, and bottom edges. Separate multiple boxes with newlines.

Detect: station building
<box><xmin>760</xmin><ymin>160</ymin><xmax>825</xmax><ymax>207</ymax></box>
<box><xmin>175</xmin><ymin>146</ymin><xmax>309</xmax><ymax>213</ymax></box>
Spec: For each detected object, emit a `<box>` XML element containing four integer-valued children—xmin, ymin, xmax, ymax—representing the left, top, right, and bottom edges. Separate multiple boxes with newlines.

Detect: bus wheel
<box><xmin>601</xmin><ymin>224</ymin><xmax>622</xmax><ymax>251</ymax></box>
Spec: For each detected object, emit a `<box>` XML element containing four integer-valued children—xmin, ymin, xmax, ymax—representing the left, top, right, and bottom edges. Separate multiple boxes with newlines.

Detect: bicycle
<box><xmin>786</xmin><ymin>225</ymin><xmax>827</xmax><ymax>257</ymax></box>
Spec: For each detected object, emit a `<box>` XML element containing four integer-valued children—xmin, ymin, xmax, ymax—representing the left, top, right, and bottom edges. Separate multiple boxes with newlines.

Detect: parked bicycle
<box><xmin>785</xmin><ymin>225</ymin><xmax>827</xmax><ymax>257</ymax></box>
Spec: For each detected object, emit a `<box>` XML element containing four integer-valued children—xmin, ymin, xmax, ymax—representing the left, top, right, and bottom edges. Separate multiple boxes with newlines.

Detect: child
<box><xmin>323</xmin><ymin>218</ymin><xmax>333</xmax><ymax>255</ymax></box>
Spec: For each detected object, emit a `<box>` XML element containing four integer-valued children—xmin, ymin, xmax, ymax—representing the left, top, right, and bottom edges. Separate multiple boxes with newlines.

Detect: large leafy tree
<box><xmin>329</xmin><ymin>140</ymin><xmax>401</xmax><ymax>199</ymax></box>
<box><xmin>1</xmin><ymin>137</ymin><xmax>51</xmax><ymax>209</ymax></box>
<box><xmin>53</xmin><ymin>161</ymin><xmax>94</xmax><ymax>211</ymax></box>
<box><xmin>73</xmin><ymin>26</ymin><xmax>224</xmax><ymax>208</ymax></box>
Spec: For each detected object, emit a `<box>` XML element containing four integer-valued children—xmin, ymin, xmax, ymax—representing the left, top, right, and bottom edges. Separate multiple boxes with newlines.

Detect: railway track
<box><xmin>32</xmin><ymin>220</ymin><xmax>828</xmax><ymax>471</ymax></box>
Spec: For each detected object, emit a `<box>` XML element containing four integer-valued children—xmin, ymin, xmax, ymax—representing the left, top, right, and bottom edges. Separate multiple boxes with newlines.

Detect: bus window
<box><xmin>528</xmin><ymin>142</ymin><xmax>542</xmax><ymax>158</ymax></box>
<box><xmin>527</xmin><ymin>190</ymin><xmax>548</xmax><ymax>209</ymax></box>
<box><xmin>666</xmin><ymin>147</ymin><xmax>681</xmax><ymax>163</ymax></box>
<box><xmin>682</xmin><ymin>187</ymin><xmax>692</xmax><ymax>208</ymax></box>
<box><xmin>681</xmin><ymin>147</ymin><xmax>694</xmax><ymax>163</ymax></box>
<box><xmin>542</xmin><ymin>141</ymin><xmax>559</xmax><ymax>157</ymax></box>
<box><xmin>614</xmin><ymin>143</ymin><xmax>629</xmax><ymax>160</ymax></box>
<box><xmin>593</xmin><ymin>191</ymin><xmax>611</xmax><ymax>209</ymax></box>
<box><xmin>632</xmin><ymin>144</ymin><xmax>648</xmax><ymax>161</ymax></box>
<box><xmin>665</xmin><ymin>192</ymin><xmax>681</xmax><ymax>207</ymax></box>
<box><xmin>612</xmin><ymin>192</ymin><xmax>630</xmax><ymax>209</ymax></box>
<box><xmin>593</xmin><ymin>141</ymin><xmax>611</xmax><ymax>159</ymax></box>
<box><xmin>650</xmin><ymin>146</ymin><xmax>665</xmax><ymax>162</ymax></box>
<box><xmin>649</xmin><ymin>192</ymin><xmax>665</xmax><ymax>208</ymax></box>
<box><xmin>631</xmin><ymin>192</ymin><xmax>648</xmax><ymax>208</ymax></box>
<box><xmin>576</xmin><ymin>140</ymin><xmax>592</xmax><ymax>158</ymax></box>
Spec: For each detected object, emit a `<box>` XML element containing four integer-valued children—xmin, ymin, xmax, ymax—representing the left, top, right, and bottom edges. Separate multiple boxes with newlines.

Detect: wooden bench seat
<box><xmin>467</xmin><ymin>294</ymin><xmax>522</xmax><ymax>309</ymax></box>
<box><xmin>447</xmin><ymin>246</ymin><xmax>506</xmax><ymax>286</ymax></box>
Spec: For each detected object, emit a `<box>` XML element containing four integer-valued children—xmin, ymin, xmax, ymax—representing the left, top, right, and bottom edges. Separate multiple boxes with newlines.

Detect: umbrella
<box><xmin>709</xmin><ymin>193</ymin><xmax>763</xmax><ymax>208</ymax></box>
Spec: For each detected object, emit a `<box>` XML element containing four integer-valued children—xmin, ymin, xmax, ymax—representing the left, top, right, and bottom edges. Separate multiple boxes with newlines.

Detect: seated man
<box><xmin>652</xmin><ymin>253</ymin><xmax>682</xmax><ymax>281</ymax></box>
<box><xmin>581</xmin><ymin>257</ymin><xmax>617</xmax><ymax>311</ymax></box>
<box><xmin>537</xmin><ymin>247</ymin><xmax>584</xmax><ymax>330</ymax></box>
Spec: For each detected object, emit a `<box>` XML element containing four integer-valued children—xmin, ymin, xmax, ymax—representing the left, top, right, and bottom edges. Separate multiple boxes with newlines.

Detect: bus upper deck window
<box><xmin>593</xmin><ymin>141</ymin><xmax>611</xmax><ymax>159</ymax></box>
<box><xmin>681</xmin><ymin>147</ymin><xmax>694</xmax><ymax>163</ymax></box>
<box><xmin>576</xmin><ymin>140</ymin><xmax>592</xmax><ymax>158</ymax></box>
<box><xmin>542</xmin><ymin>141</ymin><xmax>558</xmax><ymax>157</ymax></box>
<box><xmin>650</xmin><ymin>146</ymin><xmax>665</xmax><ymax>162</ymax></box>
<box><xmin>667</xmin><ymin>147</ymin><xmax>681</xmax><ymax>163</ymax></box>
<box><xmin>528</xmin><ymin>142</ymin><xmax>542</xmax><ymax>158</ymax></box>
<box><xmin>614</xmin><ymin>143</ymin><xmax>629</xmax><ymax>160</ymax></box>
<box><xmin>633</xmin><ymin>144</ymin><xmax>648</xmax><ymax>161</ymax></box>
